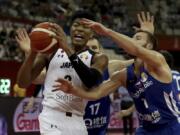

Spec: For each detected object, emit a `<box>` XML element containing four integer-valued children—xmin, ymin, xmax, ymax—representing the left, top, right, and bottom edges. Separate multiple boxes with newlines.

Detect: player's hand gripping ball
<box><xmin>29</xmin><ymin>22</ymin><xmax>61</xmax><ymax>54</ymax></box>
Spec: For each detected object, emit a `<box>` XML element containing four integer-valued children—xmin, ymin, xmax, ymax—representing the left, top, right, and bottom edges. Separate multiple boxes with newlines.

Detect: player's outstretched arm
<box><xmin>16</xmin><ymin>29</ymin><xmax>46</xmax><ymax>86</ymax></box>
<box><xmin>108</xmin><ymin>59</ymin><xmax>134</xmax><ymax>76</ymax></box>
<box><xmin>80</xmin><ymin>12</ymin><xmax>164</xmax><ymax>69</ymax></box>
<box><xmin>53</xmin><ymin>70</ymin><xmax>125</xmax><ymax>100</ymax></box>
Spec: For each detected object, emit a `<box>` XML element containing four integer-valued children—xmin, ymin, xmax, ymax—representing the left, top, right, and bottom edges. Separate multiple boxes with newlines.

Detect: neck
<box><xmin>134</xmin><ymin>58</ymin><xmax>143</xmax><ymax>75</ymax></box>
<box><xmin>73</xmin><ymin>45</ymin><xmax>87</xmax><ymax>53</ymax></box>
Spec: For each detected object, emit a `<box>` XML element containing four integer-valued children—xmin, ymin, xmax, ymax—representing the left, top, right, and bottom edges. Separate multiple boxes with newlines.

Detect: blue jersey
<box><xmin>126</xmin><ymin>64</ymin><xmax>180</xmax><ymax>131</ymax></box>
<box><xmin>83</xmin><ymin>69</ymin><xmax>110</xmax><ymax>134</ymax></box>
<box><xmin>172</xmin><ymin>70</ymin><xmax>180</xmax><ymax>104</ymax></box>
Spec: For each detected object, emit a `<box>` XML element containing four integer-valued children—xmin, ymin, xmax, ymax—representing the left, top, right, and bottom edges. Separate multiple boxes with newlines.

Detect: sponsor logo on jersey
<box><xmin>55</xmin><ymin>93</ymin><xmax>83</xmax><ymax>102</ymax></box>
<box><xmin>84</xmin><ymin>116</ymin><xmax>107</xmax><ymax>129</ymax></box>
<box><xmin>141</xmin><ymin>72</ymin><xmax>148</xmax><ymax>82</ymax></box>
<box><xmin>137</xmin><ymin>110</ymin><xmax>161</xmax><ymax>123</ymax></box>
<box><xmin>132</xmin><ymin>72</ymin><xmax>153</xmax><ymax>98</ymax></box>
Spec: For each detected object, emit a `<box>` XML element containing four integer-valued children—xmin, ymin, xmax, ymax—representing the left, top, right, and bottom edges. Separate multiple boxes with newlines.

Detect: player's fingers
<box><xmin>147</xmin><ymin>12</ymin><xmax>151</xmax><ymax>22</ymax></box>
<box><xmin>19</xmin><ymin>28</ymin><xmax>26</xmax><ymax>39</ymax></box>
<box><xmin>15</xmin><ymin>36</ymin><xmax>20</xmax><ymax>43</ymax></box>
<box><xmin>151</xmin><ymin>15</ymin><xmax>154</xmax><ymax>23</ymax></box>
<box><xmin>141</xmin><ymin>11</ymin><xmax>146</xmax><ymax>22</ymax></box>
<box><xmin>50</xmin><ymin>23</ymin><xmax>64</xmax><ymax>33</ymax></box>
<box><xmin>52</xmin><ymin>87</ymin><xmax>60</xmax><ymax>92</ymax></box>
<box><xmin>137</xmin><ymin>13</ymin><xmax>143</xmax><ymax>24</ymax></box>
<box><xmin>82</xmin><ymin>18</ymin><xmax>93</xmax><ymax>22</ymax></box>
<box><xmin>16</xmin><ymin>30</ymin><xmax>23</xmax><ymax>40</ymax></box>
<box><xmin>22</xmin><ymin>28</ymin><xmax>29</xmax><ymax>38</ymax></box>
<box><xmin>52</xmin><ymin>84</ymin><xmax>60</xmax><ymax>87</ymax></box>
<box><xmin>80</xmin><ymin>18</ymin><xmax>92</xmax><ymax>25</ymax></box>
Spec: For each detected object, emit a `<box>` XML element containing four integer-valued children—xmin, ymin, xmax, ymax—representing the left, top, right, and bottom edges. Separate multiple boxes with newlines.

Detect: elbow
<box><xmin>91</xmin><ymin>91</ymin><xmax>103</xmax><ymax>100</ymax></box>
<box><xmin>88</xmin><ymin>96</ymin><xmax>101</xmax><ymax>101</ymax></box>
<box><xmin>87</xmin><ymin>91</ymin><xmax>102</xmax><ymax>101</ymax></box>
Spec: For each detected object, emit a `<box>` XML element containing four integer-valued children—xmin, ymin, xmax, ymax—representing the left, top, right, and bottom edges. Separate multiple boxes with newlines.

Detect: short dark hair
<box><xmin>71</xmin><ymin>10</ymin><xmax>96</xmax><ymax>24</ymax></box>
<box><xmin>159</xmin><ymin>50</ymin><xmax>174</xmax><ymax>68</ymax></box>
<box><xmin>136</xmin><ymin>30</ymin><xmax>158</xmax><ymax>50</ymax></box>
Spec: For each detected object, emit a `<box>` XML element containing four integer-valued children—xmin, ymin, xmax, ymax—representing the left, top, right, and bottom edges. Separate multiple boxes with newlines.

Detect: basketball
<box><xmin>29</xmin><ymin>22</ymin><xmax>59</xmax><ymax>54</ymax></box>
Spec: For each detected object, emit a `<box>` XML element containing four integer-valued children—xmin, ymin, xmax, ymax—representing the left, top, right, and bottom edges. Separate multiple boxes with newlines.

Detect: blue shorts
<box><xmin>135</xmin><ymin>120</ymin><xmax>180</xmax><ymax>135</ymax></box>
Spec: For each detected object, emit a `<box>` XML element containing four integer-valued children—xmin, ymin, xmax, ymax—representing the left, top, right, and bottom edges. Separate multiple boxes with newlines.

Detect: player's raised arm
<box><xmin>80</xmin><ymin>12</ymin><xmax>165</xmax><ymax>69</ymax></box>
<box><xmin>53</xmin><ymin>69</ymin><xmax>126</xmax><ymax>100</ymax></box>
<box><xmin>50</xmin><ymin>23</ymin><xmax>108</xmax><ymax>88</ymax></box>
<box><xmin>108</xmin><ymin>59</ymin><xmax>134</xmax><ymax>76</ymax></box>
<box><xmin>16</xmin><ymin>29</ymin><xmax>47</xmax><ymax>88</ymax></box>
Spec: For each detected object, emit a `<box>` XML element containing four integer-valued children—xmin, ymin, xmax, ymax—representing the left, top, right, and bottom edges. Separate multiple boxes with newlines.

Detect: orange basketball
<box><xmin>29</xmin><ymin>22</ymin><xmax>59</xmax><ymax>54</ymax></box>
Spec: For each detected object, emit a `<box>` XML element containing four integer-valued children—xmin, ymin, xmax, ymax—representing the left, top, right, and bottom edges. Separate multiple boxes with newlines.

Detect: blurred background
<box><xmin>0</xmin><ymin>0</ymin><xmax>180</xmax><ymax>134</ymax></box>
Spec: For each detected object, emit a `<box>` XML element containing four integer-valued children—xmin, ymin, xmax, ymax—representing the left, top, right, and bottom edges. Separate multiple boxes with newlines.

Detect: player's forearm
<box><xmin>106</xmin><ymin>29</ymin><xmax>140</xmax><ymax>56</ymax></box>
<box><xmin>74</xmin><ymin>78</ymin><xmax>121</xmax><ymax>100</ymax></box>
<box><xmin>73</xmin><ymin>86</ymin><xmax>100</xmax><ymax>100</ymax></box>
<box><xmin>17</xmin><ymin>52</ymin><xmax>37</xmax><ymax>88</ymax></box>
<box><xmin>69</xmin><ymin>54</ymin><xmax>103</xmax><ymax>88</ymax></box>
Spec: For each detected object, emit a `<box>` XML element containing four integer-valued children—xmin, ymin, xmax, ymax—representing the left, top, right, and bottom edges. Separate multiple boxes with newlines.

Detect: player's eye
<box><xmin>136</xmin><ymin>36</ymin><xmax>142</xmax><ymax>40</ymax></box>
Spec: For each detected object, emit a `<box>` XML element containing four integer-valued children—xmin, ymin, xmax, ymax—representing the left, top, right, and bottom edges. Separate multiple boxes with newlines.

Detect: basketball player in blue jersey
<box><xmin>17</xmin><ymin>11</ymin><xmax>109</xmax><ymax>135</ymax></box>
<box><xmin>54</xmin><ymin>12</ymin><xmax>180</xmax><ymax>135</ymax></box>
<box><xmin>85</xmin><ymin>38</ymin><xmax>134</xmax><ymax>135</ymax></box>
<box><xmin>84</xmin><ymin>38</ymin><xmax>111</xmax><ymax>135</ymax></box>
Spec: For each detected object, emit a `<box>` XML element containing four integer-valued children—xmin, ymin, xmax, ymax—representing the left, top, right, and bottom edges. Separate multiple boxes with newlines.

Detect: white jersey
<box><xmin>42</xmin><ymin>49</ymin><xmax>93</xmax><ymax>116</ymax></box>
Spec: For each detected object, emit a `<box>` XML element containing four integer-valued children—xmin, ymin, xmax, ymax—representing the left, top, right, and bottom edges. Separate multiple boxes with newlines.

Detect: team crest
<box><xmin>80</xmin><ymin>53</ymin><xmax>88</xmax><ymax>60</ymax></box>
<box><xmin>141</xmin><ymin>72</ymin><xmax>148</xmax><ymax>82</ymax></box>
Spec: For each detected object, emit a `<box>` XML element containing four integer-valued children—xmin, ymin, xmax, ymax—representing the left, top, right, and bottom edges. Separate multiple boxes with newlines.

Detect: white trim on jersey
<box><xmin>164</xmin><ymin>91</ymin><xmax>180</xmax><ymax>118</ymax></box>
<box><xmin>171</xmin><ymin>70</ymin><xmax>180</xmax><ymax>75</ymax></box>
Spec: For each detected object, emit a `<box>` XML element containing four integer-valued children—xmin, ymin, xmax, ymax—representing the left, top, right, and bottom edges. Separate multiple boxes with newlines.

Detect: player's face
<box><xmin>133</xmin><ymin>32</ymin><xmax>149</xmax><ymax>48</ymax></box>
<box><xmin>70</xmin><ymin>19</ymin><xmax>93</xmax><ymax>48</ymax></box>
<box><xmin>86</xmin><ymin>39</ymin><xmax>100</xmax><ymax>53</ymax></box>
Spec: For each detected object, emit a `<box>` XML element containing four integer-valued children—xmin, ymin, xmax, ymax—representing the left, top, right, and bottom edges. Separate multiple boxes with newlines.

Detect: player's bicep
<box><xmin>136</xmin><ymin>47</ymin><xmax>164</xmax><ymax>68</ymax></box>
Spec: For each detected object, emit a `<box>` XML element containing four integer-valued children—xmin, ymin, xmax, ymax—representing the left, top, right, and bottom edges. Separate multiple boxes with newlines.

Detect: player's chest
<box><xmin>129</xmin><ymin>72</ymin><xmax>154</xmax><ymax>99</ymax></box>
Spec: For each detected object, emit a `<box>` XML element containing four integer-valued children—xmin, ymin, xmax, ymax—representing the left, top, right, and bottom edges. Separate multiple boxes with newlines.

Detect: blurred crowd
<box><xmin>0</xmin><ymin>0</ymin><xmax>180</xmax><ymax>61</ymax></box>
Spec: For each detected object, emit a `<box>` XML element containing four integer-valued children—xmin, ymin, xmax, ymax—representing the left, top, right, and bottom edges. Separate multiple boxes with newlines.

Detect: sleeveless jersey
<box><xmin>126</xmin><ymin>64</ymin><xmax>180</xmax><ymax>130</ymax></box>
<box><xmin>42</xmin><ymin>48</ymin><xmax>93</xmax><ymax>116</ymax></box>
<box><xmin>83</xmin><ymin>69</ymin><xmax>111</xmax><ymax>133</ymax></box>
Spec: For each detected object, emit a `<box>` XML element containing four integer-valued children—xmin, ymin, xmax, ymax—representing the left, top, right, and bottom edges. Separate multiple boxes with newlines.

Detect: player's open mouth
<box><xmin>74</xmin><ymin>34</ymin><xmax>84</xmax><ymax>41</ymax></box>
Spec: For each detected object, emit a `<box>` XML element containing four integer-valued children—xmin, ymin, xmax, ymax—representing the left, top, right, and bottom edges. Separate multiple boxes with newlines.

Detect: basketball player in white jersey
<box><xmin>16</xmin><ymin>32</ymin><xmax>134</xmax><ymax>112</ymax></box>
<box><xmin>17</xmin><ymin>11</ymin><xmax>108</xmax><ymax>135</ymax></box>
